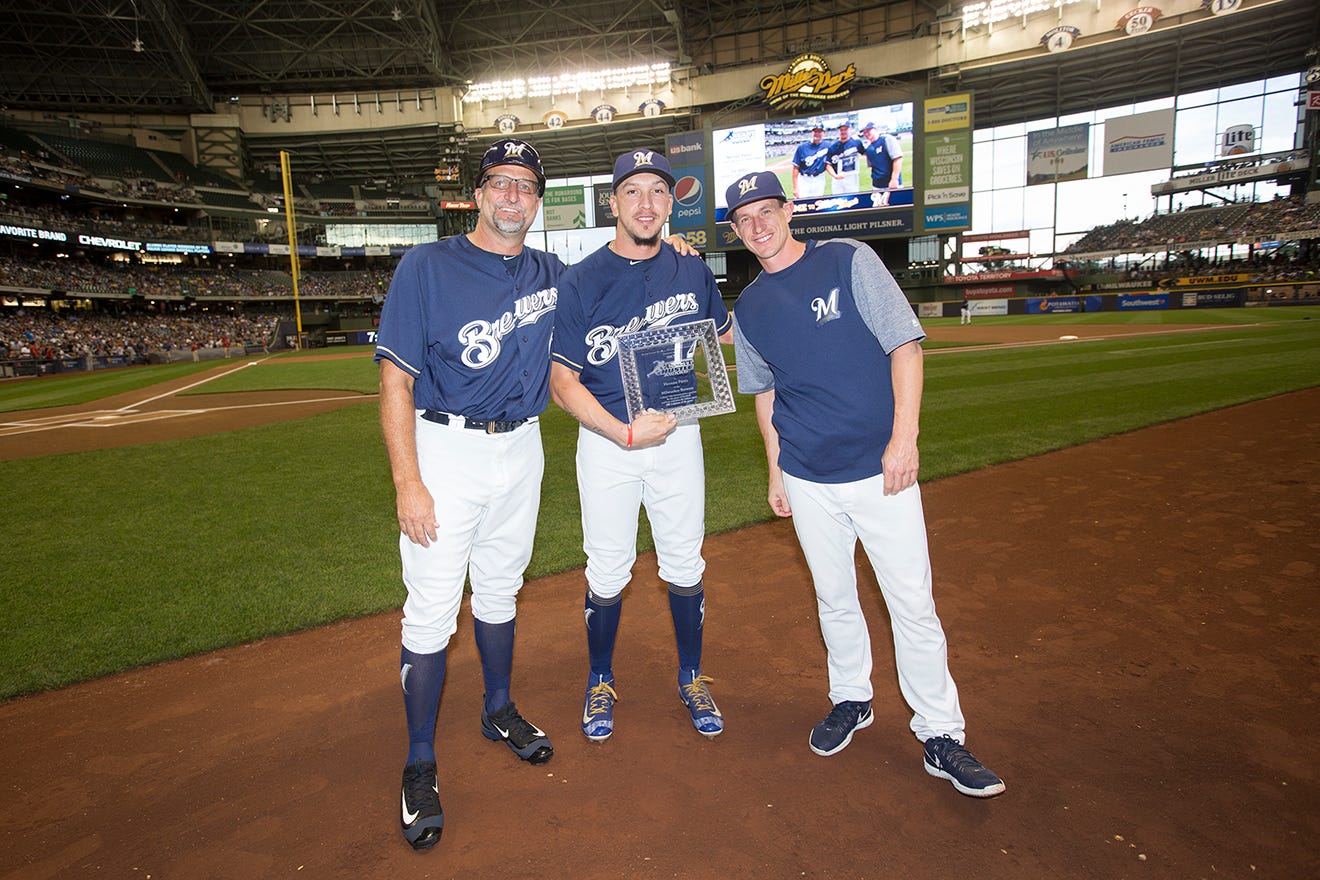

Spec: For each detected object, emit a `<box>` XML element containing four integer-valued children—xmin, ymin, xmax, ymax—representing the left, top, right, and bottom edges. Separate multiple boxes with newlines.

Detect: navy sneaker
<box><xmin>481</xmin><ymin>701</ymin><xmax>554</xmax><ymax>764</ymax></box>
<box><xmin>582</xmin><ymin>673</ymin><xmax>618</xmax><ymax>741</ymax></box>
<box><xmin>809</xmin><ymin>701</ymin><xmax>873</xmax><ymax>756</ymax></box>
<box><xmin>678</xmin><ymin>669</ymin><xmax>724</xmax><ymax>738</ymax></box>
<box><xmin>400</xmin><ymin>759</ymin><xmax>444</xmax><ymax>851</ymax></box>
<box><xmin>923</xmin><ymin>734</ymin><xmax>1006</xmax><ymax>798</ymax></box>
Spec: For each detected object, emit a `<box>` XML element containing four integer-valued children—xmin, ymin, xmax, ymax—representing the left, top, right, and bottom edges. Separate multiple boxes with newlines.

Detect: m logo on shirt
<box><xmin>458</xmin><ymin>287</ymin><xmax>557</xmax><ymax>369</ymax></box>
<box><xmin>811</xmin><ymin>288</ymin><xmax>841</xmax><ymax>325</ymax></box>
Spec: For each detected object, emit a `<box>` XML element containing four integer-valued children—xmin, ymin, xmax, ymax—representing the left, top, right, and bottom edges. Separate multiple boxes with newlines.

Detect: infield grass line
<box><xmin>2</xmin><ymin>309</ymin><xmax>1318</xmax><ymax>698</ymax></box>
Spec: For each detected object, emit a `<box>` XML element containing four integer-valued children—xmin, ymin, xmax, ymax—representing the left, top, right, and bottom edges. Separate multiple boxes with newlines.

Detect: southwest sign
<box><xmin>760</xmin><ymin>53</ymin><xmax>856</xmax><ymax>110</ymax></box>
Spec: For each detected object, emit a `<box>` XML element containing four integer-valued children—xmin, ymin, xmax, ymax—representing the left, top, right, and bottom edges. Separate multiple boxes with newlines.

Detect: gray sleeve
<box><xmin>845</xmin><ymin>242</ymin><xmax>925</xmax><ymax>354</ymax></box>
<box><xmin>732</xmin><ymin>315</ymin><xmax>774</xmax><ymax>395</ymax></box>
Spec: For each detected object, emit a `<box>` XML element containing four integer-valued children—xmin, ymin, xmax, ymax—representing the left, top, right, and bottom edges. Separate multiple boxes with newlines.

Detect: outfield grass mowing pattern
<box><xmin>2</xmin><ymin>311</ymin><xmax>1317</xmax><ymax>698</ymax></box>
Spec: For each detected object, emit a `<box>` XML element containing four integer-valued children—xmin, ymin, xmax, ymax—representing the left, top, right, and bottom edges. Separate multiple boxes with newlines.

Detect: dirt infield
<box><xmin>2</xmin><ymin>327</ymin><xmax>1316</xmax><ymax>879</ymax></box>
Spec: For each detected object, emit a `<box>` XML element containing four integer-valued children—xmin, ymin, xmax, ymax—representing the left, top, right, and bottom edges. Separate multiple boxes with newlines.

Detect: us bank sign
<box><xmin>760</xmin><ymin>53</ymin><xmax>856</xmax><ymax>110</ymax></box>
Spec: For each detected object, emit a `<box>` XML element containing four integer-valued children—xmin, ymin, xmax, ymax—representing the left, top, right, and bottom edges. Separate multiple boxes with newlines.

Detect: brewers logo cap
<box><xmin>612</xmin><ymin>148</ymin><xmax>676</xmax><ymax>191</ymax></box>
<box><xmin>724</xmin><ymin>171</ymin><xmax>787</xmax><ymax>222</ymax></box>
<box><xmin>478</xmin><ymin>138</ymin><xmax>546</xmax><ymax>195</ymax></box>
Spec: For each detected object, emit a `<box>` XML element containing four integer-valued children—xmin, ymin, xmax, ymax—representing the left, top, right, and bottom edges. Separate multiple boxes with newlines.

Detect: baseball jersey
<box><xmin>374</xmin><ymin>235</ymin><xmax>561</xmax><ymax>421</ymax></box>
<box><xmin>865</xmin><ymin>134</ymin><xmax>904</xmax><ymax>188</ymax></box>
<box><xmin>732</xmin><ymin>238</ymin><xmax>924</xmax><ymax>484</ymax></box>
<box><xmin>826</xmin><ymin>137</ymin><xmax>864</xmax><ymax>174</ymax></box>
<box><xmin>552</xmin><ymin>244</ymin><xmax>731</xmax><ymax>423</ymax></box>
<box><xmin>793</xmin><ymin>141</ymin><xmax>832</xmax><ymax>176</ymax></box>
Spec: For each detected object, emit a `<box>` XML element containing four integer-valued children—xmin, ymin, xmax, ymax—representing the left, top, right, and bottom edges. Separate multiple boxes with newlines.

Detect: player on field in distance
<box><xmin>550</xmin><ymin>147</ymin><xmax>733</xmax><ymax>745</ymax></box>
<box><xmin>723</xmin><ymin>170</ymin><xmax>1006</xmax><ymax>798</ymax></box>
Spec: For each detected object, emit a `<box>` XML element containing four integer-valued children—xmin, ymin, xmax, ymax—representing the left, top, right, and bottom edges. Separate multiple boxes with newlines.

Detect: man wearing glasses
<box><xmin>376</xmin><ymin>138</ymin><xmax>561</xmax><ymax>851</ymax></box>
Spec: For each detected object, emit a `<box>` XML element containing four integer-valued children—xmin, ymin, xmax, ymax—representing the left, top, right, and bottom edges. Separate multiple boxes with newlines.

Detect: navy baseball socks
<box><xmin>582</xmin><ymin>590</ymin><xmax>622</xmax><ymax>740</ymax></box>
<box><xmin>671</xmin><ymin>583</ymin><xmax>723</xmax><ymax>738</ymax></box>
<box><xmin>923</xmin><ymin>735</ymin><xmax>1006</xmax><ymax>798</ymax></box>
<box><xmin>399</xmin><ymin>647</ymin><xmax>446</xmax><ymax>850</ymax></box>
<box><xmin>474</xmin><ymin>617</ymin><xmax>553</xmax><ymax>764</ymax></box>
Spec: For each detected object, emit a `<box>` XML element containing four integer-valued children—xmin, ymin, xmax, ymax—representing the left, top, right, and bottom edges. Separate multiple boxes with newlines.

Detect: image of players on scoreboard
<box><xmin>712</xmin><ymin>102</ymin><xmax>915</xmax><ymax>222</ymax></box>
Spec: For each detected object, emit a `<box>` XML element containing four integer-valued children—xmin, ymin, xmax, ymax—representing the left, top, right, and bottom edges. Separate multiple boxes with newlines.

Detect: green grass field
<box><xmin>2</xmin><ymin>307</ymin><xmax>1318</xmax><ymax>698</ymax></box>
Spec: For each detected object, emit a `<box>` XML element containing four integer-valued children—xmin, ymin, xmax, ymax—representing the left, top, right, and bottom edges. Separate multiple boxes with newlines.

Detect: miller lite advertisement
<box><xmin>1220</xmin><ymin>124</ymin><xmax>1256</xmax><ymax>157</ymax></box>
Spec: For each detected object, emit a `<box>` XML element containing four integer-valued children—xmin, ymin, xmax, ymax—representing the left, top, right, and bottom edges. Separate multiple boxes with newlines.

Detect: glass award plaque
<box><xmin>617</xmin><ymin>318</ymin><xmax>736</xmax><ymax>422</ymax></box>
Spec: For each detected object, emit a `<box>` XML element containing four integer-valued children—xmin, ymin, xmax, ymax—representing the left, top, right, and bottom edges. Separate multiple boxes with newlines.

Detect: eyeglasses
<box><xmin>481</xmin><ymin>174</ymin><xmax>539</xmax><ymax>196</ymax></box>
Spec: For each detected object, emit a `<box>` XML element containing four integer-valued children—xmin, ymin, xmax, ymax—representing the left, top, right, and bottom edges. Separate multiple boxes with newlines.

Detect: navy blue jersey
<box><xmin>793</xmin><ymin>141</ymin><xmax>832</xmax><ymax>176</ymax></box>
<box><xmin>552</xmin><ymin>244</ymin><xmax>731</xmax><ymax>423</ymax></box>
<box><xmin>826</xmin><ymin>137</ymin><xmax>865</xmax><ymax>173</ymax></box>
<box><xmin>865</xmin><ymin>134</ymin><xmax>904</xmax><ymax>188</ymax></box>
<box><xmin>374</xmin><ymin>235</ymin><xmax>561</xmax><ymax>421</ymax></box>
<box><xmin>732</xmin><ymin>239</ymin><xmax>924</xmax><ymax>484</ymax></box>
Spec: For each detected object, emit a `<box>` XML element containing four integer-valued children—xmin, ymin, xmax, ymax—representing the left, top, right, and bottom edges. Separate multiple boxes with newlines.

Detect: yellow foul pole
<box><xmin>279</xmin><ymin>150</ymin><xmax>304</xmax><ymax>349</ymax></box>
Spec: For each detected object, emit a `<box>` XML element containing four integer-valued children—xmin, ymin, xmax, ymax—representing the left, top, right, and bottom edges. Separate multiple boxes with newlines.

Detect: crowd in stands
<box><xmin>0</xmin><ymin>256</ymin><xmax>396</xmax><ymax>299</ymax></box>
<box><xmin>1123</xmin><ymin>251</ymin><xmax>1320</xmax><ymax>284</ymax></box>
<box><xmin>1065</xmin><ymin>195</ymin><xmax>1320</xmax><ymax>255</ymax></box>
<box><xmin>0</xmin><ymin>201</ymin><xmax>204</xmax><ymax>243</ymax></box>
<box><xmin>1</xmin><ymin>308</ymin><xmax>281</xmax><ymax>361</ymax></box>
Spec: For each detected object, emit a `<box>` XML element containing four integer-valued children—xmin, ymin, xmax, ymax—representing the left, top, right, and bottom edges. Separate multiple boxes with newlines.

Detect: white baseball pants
<box><xmin>576</xmin><ymin>422</ymin><xmax>707</xmax><ymax>599</ymax></box>
<box><xmin>782</xmin><ymin>471</ymin><xmax>965</xmax><ymax>742</ymax></box>
<box><xmin>399</xmin><ymin>412</ymin><xmax>543</xmax><ymax>654</ymax></box>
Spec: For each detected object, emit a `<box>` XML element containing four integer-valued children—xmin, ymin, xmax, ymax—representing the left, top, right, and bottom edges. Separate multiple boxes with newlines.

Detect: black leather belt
<box><xmin>421</xmin><ymin>410</ymin><xmax>528</xmax><ymax>434</ymax></box>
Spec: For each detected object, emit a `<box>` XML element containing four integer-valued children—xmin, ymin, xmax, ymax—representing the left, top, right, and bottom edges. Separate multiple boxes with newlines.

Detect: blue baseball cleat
<box><xmin>678</xmin><ymin>669</ymin><xmax>723</xmax><ymax>738</ymax></box>
<box><xmin>582</xmin><ymin>673</ymin><xmax>618</xmax><ymax>741</ymax></box>
<box><xmin>400</xmin><ymin>759</ymin><xmax>444</xmax><ymax>851</ymax></box>
<box><xmin>481</xmin><ymin>701</ymin><xmax>554</xmax><ymax>764</ymax></box>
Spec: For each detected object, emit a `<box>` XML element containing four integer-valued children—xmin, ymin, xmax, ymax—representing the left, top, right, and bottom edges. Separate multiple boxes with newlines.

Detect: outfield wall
<box><xmin>918</xmin><ymin>282</ymin><xmax>1320</xmax><ymax>319</ymax></box>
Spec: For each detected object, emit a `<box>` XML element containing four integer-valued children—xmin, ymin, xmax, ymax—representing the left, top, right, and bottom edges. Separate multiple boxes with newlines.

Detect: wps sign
<box><xmin>1220</xmin><ymin>124</ymin><xmax>1256</xmax><ymax>157</ymax></box>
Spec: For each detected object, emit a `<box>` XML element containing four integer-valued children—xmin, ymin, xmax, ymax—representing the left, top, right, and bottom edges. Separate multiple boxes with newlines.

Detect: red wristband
<box><xmin>626</xmin><ymin>425</ymin><xmax>633</xmax><ymax>448</ymax></box>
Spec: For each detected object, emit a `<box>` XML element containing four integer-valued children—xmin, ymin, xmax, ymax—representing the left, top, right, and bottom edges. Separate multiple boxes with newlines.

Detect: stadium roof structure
<box><xmin>0</xmin><ymin>0</ymin><xmax>1315</xmax><ymax>186</ymax></box>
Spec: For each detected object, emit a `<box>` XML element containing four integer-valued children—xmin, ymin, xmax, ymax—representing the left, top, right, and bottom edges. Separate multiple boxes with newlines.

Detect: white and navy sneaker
<box><xmin>582</xmin><ymin>673</ymin><xmax>618</xmax><ymax>741</ymax></box>
<box><xmin>481</xmin><ymin>701</ymin><xmax>554</xmax><ymax>764</ymax></box>
<box><xmin>400</xmin><ymin>759</ymin><xmax>444</xmax><ymax>851</ymax></box>
<box><xmin>923</xmin><ymin>734</ymin><xmax>1006</xmax><ymax>798</ymax></box>
<box><xmin>678</xmin><ymin>669</ymin><xmax>724</xmax><ymax>738</ymax></box>
<box><xmin>809</xmin><ymin>701</ymin><xmax>873</xmax><ymax>756</ymax></box>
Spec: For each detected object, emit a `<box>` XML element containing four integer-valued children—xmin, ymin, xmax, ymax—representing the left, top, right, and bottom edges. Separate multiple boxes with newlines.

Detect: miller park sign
<box><xmin>760</xmin><ymin>53</ymin><xmax>856</xmax><ymax>111</ymax></box>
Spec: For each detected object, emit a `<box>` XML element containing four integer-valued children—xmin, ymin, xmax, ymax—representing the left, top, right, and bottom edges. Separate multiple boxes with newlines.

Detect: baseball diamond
<box><xmin>0</xmin><ymin>365</ymin><xmax>1316</xmax><ymax>876</ymax></box>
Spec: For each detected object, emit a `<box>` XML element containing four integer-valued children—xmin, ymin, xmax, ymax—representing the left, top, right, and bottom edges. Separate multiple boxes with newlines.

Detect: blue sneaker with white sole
<box><xmin>923</xmin><ymin>734</ymin><xmax>1006</xmax><ymax>798</ymax></box>
<box><xmin>678</xmin><ymin>669</ymin><xmax>723</xmax><ymax>738</ymax></box>
<box><xmin>809</xmin><ymin>701</ymin><xmax>873</xmax><ymax>756</ymax></box>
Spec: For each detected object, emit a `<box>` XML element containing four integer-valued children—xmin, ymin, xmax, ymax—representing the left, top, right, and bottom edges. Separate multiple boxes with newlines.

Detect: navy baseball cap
<box><xmin>860</xmin><ymin>122</ymin><xmax>876</xmax><ymax>132</ymax></box>
<box><xmin>478</xmin><ymin>138</ymin><xmax>546</xmax><ymax>194</ymax></box>
<box><xmin>612</xmin><ymin>148</ymin><xmax>675</xmax><ymax>191</ymax></box>
<box><xmin>724</xmin><ymin>171</ymin><xmax>787</xmax><ymax>221</ymax></box>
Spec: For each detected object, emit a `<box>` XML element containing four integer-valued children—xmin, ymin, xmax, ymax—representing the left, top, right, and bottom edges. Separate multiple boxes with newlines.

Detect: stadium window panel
<box><xmin>1023</xmin><ymin>185</ymin><xmax>1055</xmax><ymax>229</ymax></box>
<box><xmin>1218</xmin><ymin>80</ymin><xmax>1263</xmax><ymax>102</ymax></box>
<box><xmin>1177</xmin><ymin>86</ymin><xmax>1221</xmax><ymax>111</ymax></box>
<box><xmin>1261</xmin><ymin>91</ymin><xmax>1300</xmax><ymax>153</ymax></box>
<box><xmin>1173</xmin><ymin>105</ymin><xmax>1218</xmax><ymax>166</ymax></box>
<box><xmin>993</xmin><ymin>136</ymin><xmax>1026</xmax><ymax>189</ymax></box>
